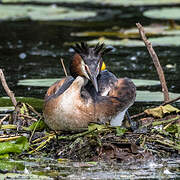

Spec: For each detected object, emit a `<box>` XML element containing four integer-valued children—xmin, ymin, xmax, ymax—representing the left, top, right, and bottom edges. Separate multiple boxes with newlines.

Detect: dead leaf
<box><xmin>144</xmin><ymin>104</ymin><xmax>180</xmax><ymax>118</ymax></box>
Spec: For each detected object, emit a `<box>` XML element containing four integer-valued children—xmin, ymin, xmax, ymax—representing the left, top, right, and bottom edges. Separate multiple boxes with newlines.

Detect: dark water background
<box><xmin>0</xmin><ymin>5</ymin><xmax>179</xmax><ymax>101</ymax></box>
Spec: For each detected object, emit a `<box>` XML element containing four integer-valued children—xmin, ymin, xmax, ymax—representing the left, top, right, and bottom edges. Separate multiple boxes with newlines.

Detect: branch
<box><xmin>0</xmin><ymin>69</ymin><xmax>17</xmax><ymax>107</ymax></box>
<box><xmin>136</xmin><ymin>23</ymin><xmax>170</xmax><ymax>102</ymax></box>
<box><xmin>161</xmin><ymin>96</ymin><xmax>180</xmax><ymax>106</ymax></box>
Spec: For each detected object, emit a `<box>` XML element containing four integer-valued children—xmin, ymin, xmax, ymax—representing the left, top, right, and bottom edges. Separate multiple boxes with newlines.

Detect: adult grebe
<box><xmin>43</xmin><ymin>43</ymin><xmax>136</xmax><ymax>131</ymax></box>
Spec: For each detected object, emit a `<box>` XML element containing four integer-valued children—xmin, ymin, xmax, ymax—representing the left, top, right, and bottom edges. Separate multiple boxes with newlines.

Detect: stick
<box><xmin>0</xmin><ymin>69</ymin><xmax>17</xmax><ymax>106</ymax></box>
<box><xmin>161</xmin><ymin>96</ymin><xmax>180</xmax><ymax>106</ymax></box>
<box><xmin>0</xmin><ymin>114</ymin><xmax>10</xmax><ymax>125</ymax></box>
<box><xmin>136</xmin><ymin>23</ymin><xmax>170</xmax><ymax>102</ymax></box>
<box><xmin>60</xmin><ymin>58</ymin><xmax>68</xmax><ymax>77</ymax></box>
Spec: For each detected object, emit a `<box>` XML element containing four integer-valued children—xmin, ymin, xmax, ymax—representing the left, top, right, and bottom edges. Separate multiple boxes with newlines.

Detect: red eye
<box><xmin>85</xmin><ymin>65</ymin><xmax>89</xmax><ymax>72</ymax></box>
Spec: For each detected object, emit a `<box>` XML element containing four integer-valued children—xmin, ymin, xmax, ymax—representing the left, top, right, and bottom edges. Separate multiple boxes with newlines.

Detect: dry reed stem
<box><xmin>60</xmin><ymin>58</ymin><xmax>68</xmax><ymax>77</ymax></box>
<box><xmin>0</xmin><ymin>69</ymin><xmax>17</xmax><ymax>106</ymax></box>
<box><xmin>136</xmin><ymin>23</ymin><xmax>170</xmax><ymax>102</ymax></box>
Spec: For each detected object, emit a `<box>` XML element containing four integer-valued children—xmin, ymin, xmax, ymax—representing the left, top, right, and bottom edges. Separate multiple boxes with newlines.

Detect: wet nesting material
<box><xmin>0</xmin><ymin>102</ymin><xmax>179</xmax><ymax>162</ymax></box>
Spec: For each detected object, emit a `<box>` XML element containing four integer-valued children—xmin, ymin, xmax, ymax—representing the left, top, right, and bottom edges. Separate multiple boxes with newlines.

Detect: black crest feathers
<box><xmin>71</xmin><ymin>42</ymin><xmax>88</xmax><ymax>54</ymax></box>
<box><xmin>71</xmin><ymin>42</ymin><xmax>112</xmax><ymax>56</ymax></box>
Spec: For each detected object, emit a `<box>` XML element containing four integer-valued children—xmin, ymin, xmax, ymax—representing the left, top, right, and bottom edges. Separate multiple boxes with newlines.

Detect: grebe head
<box><xmin>70</xmin><ymin>42</ymin><xmax>112</xmax><ymax>92</ymax></box>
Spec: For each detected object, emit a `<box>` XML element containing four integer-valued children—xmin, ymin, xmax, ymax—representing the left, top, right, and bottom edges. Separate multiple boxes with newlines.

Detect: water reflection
<box><xmin>1</xmin><ymin>158</ymin><xmax>179</xmax><ymax>179</ymax></box>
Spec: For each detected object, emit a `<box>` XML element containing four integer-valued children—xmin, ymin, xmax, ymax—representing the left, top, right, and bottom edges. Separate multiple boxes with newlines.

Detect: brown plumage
<box><xmin>43</xmin><ymin>43</ymin><xmax>136</xmax><ymax>131</ymax></box>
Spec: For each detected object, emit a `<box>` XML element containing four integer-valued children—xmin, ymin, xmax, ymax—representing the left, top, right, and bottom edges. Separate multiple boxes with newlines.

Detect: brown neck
<box><xmin>69</xmin><ymin>53</ymin><xmax>84</xmax><ymax>78</ymax></box>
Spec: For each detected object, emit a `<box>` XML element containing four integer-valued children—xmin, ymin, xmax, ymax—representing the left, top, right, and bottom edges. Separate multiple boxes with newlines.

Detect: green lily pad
<box><xmin>18</xmin><ymin>78</ymin><xmax>160</xmax><ymax>87</ymax></box>
<box><xmin>97</xmin><ymin>0</ymin><xmax>180</xmax><ymax>6</ymax></box>
<box><xmin>85</xmin><ymin>36</ymin><xmax>180</xmax><ymax>47</ymax></box>
<box><xmin>144</xmin><ymin>8</ymin><xmax>180</xmax><ymax>20</ymax></box>
<box><xmin>28</xmin><ymin>6</ymin><xmax>96</xmax><ymax>21</ymax></box>
<box><xmin>133</xmin><ymin>79</ymin><xmax>160</xmax><ymax>87</ymax></box>
<box><xmin>0</xmin><ymin>5</ymin><xmax>29</xmax><ymax>21</ymax></box>
<box><xmin>2</xmin><ymin>0</ymin><xmax>89</xmax><ymax>3</ymax></box>
<box><xmin>150</xmin><ymin>36</ymin><xmax>180</xmax><ymax>46</ymax></box>
<box><xmin>18</xmin><ymin>78</ymin><xmax>60</xmax><ymax>87</ymax></box>
<box><xmin>71</xmin><ymin>26</ymin><xmax>180</xmax><ymax>38</ymax></box>
<box><xmin>0</xmin><ymin>5</ymin><xmax>96</xmax><ymax>21</ymax></box>
<box><xmin>86</xmin><ymin>38</ymin><xmax>144</xmax><ymax>47</ymax></box>
<box><xmin>0</xmin><ymin>106</ymin><xmax>15</xmax><ymax>112</ymax></box>
<box><xmin>2</xmin><ymin>0</ymin><xmax>180</xmax><ymax>6</ymax></box>
<box><xmin>136</xmin><ymin>90</ymin><xmax>180</xmax><ymax>102</ymax></box>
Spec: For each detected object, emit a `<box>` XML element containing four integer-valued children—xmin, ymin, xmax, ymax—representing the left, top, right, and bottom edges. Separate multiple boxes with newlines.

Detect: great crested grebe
<box><xmin>43</xmin><ymin>42</ymin><xmax>136</xmax><ymax>131</ymax></box>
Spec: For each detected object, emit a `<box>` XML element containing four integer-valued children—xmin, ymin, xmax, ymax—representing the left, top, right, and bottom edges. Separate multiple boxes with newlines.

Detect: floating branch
<box><xmin>0</xmin><ymin>69</ymin><xmax>17</xmax><ymax>107</ymax></box>
<box><xmin>136</xmin><ymin>23</ymin><xmax>170</xmax><ymax>102</ymax></box>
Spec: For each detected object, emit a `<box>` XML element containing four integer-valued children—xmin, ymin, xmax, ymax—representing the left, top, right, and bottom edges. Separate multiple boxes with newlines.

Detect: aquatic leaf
<box><xmin>0</xmin><ymin>97</ymin><xmax>43</xmax><ymax>111</ymax></box>
<box><xmin>86</xmin><ymin>36</ymin><xmax>180</xmax><ymax>47</ymax></box>
<box><xmin>2</xmin><ymin>0</ymin><xmax>90</xmax><ymax>3</ymax></box>
<box><xmin>136</xmin><ymin>91</ymin><xmax>180</xmax><ymax>102</ymax></box>
<box><xmin>18</xmin><ymin>78</ymin><xmax>160</xmax><ymax>87</ymax></box>
<box><xmin>3</xmin><ymin>0</ymin><xmax>180</xmax><ymax>6</ymax></box>
<box><xmin>0</xmin><ymin>106</ymin><xmax>14</xmax><ymax>112</ymax></box>
<box><xmin>133</xmin><ymin>79</ymin><xmax>160</xmax><ymax>87</ymax></box>
<box><xmin>0</xmin><ymin>154</ymin><xmax>9</xmax><ymax>159</ymax></box>
<box><xmin>115</xmin><ymin>127</ymin><xmax>127</xmax><ymax>136</ymax></box>
<box><xmin>150</xmin><ymin>36</ymin><xmax>180</xmax><ymax>46</ymax></box>
<box><xmin>97</xmin><ymin>0</ymin><xmax>180</xmax><ymax>6</ymax></box>
<box><xmin>0</xmin><ymin>5</ymin><xmax>96</xmax><ymax>21</ymax></box>
<box><xmin>72</xmin><ymin>25</ymin><xmax>180</xmax><ymax>39</ymax></box>
<box><xmin>88</xmin><ymin>123</ymin><xmax>106</xmax><ymax>131</ymax></box>
<box><xmin>0</xmin><ymin>136</ymin><xmax>29</xmax><ymax>155</ymax></box>
<box><xmin>162</xmin><ymin>104</ymin><xmax>180</xmax><ymax>114</ymax></box>
<box><xmin>20</xmin><ymin>103</ymin><xmax>29</xmax><ymax>116</ymax></box>
<box><xmin>18</xmin><ymin>78</ymin><xmax>60</xmax><ymax>87</ymax></box>
<box><xmin>0</xmin><ymin>160</ymin><xmax>25</xmax><ymax>171</ymax></box>
<box><xmin>71</xmin><ymin>31</ymin><xmax>142</xmax><ymax>38</ymax></box>
<box><xmin>144</xmin><ymin>104</ymin><xmax>180</xmax><ymax>118</ymax></box>
<box><xmin>87</xmin><ymin>38</ymin><xmax>144</xmax><ymax>47</ymax></box>
<box><xmin>144</xmin><ymin>8</ymin><xmax>180</xmax><ymax>20</ymax></box>
<box><xmin>165</xmin><ymin>124</ymin><xmax>178</xmax><ymax>134</ymax></box>
<box><xmin>57</xmin><ymin>158</ymin><xmax>69</xmax><ymax>163</ymax></box>
<box><xmin>29</xmin><ymin>6</ymin><xmax>96</xmax><ymax>21</ymax></box>
<box><xmin>0</xmin><ymin>5</ymin><xmax>29</xmax><ymax>21</ymax></box>
<box><xmin>176</xmin><ymin>124</ymin><xmax>180</xmax><ymax>138</ymax></box>
<box><xmin>86</xmin><ymin>161</ymin><xmax>98</xmax><ymax>165</ymax></box>
<box><xmin>26</xmin><ymin>119</ymin><xmax>47</xmax><ymax>131</ymax></box>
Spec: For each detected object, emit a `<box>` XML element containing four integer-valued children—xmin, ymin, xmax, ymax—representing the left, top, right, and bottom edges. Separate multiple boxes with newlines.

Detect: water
<box><xmin>0</xmin><ymin>157</ymin><xmax>180</xmax><ymax>179</ymax></box>
<box><xmin>0</xmin><ymin>2</ymin><xmax>180</xmax><ymax>179</ymax></box>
